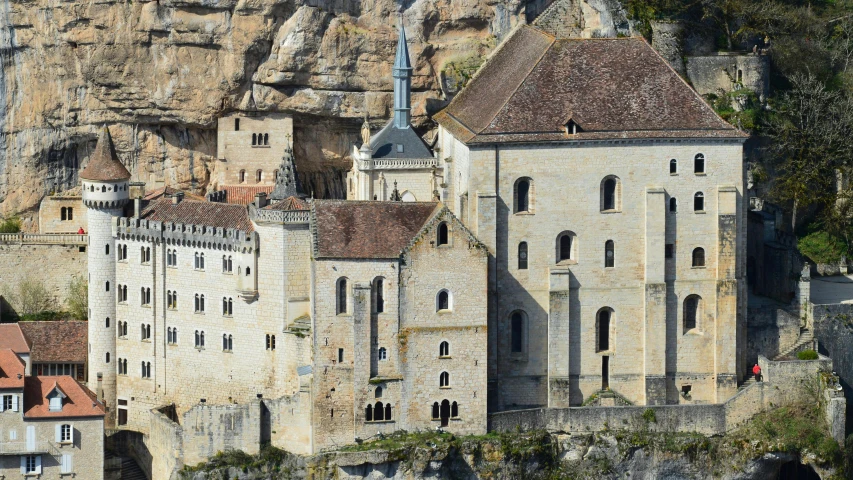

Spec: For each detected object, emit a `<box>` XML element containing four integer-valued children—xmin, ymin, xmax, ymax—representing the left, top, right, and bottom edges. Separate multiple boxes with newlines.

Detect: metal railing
<box><xmin>0</xmin><ymin>233</ymin><xmax>88</xmax><ymax>246</ymax></box>
<box><xmin>0</xmin><ymin>441</ymin><xmax>61</xmax><ymax>457</ymax></box>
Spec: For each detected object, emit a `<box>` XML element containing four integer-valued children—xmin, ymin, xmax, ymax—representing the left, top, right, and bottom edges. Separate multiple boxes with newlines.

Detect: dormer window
<box><xmin>397</xmin><ymin>144</ymin><xmax>404</xmax><ymax>153</ymax></box>
<box><xmin>46</xmin><ymin>385</ymin><xmax>67</xmax><ymax>412</ymax></box>
<box><xmin>565</xmin><ymin>119</ymin><xmax>581</xmax><ymax>135</ymax></box>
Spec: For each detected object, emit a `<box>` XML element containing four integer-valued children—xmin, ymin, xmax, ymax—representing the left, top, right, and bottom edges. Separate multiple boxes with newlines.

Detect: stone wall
<box><xmin>746</xmin><ymin>210</ymin><xmax>801</xmax><ymax>304</ymax></box>
<box><xmin>813</xmin><ymin>303</ymin><xmax>853</xmax><ymax>436</ymax></box>
<box><xmin>39</xmin><ymin>195</ymin><xmax>88</xmax><ymax>233</ymax></box>
<box><xmin>686</xmin><ymin>54</ymin><xmax>770</xmax><ymax>102</ymax></box>
<box><xmin>0</xmin><ymin>236</ymin><xmax>87</xmax><ymax>315</ymax></box>
<box><xmin>746</xmin><ymin>305</ymin><xmax>800</xmax><ymax>366</ymax></box>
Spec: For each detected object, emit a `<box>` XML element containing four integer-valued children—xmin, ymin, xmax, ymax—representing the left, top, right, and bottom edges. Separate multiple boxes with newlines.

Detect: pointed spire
<box><xmin>392</xmin><ymin>20</ymin><xmax>413</xmax><ymax>130</ymax></box>
<box><xmin>80</xmin><ymin>127</ymin><xmax>131</xmax><ymax>181</ymax></box>
<box><xmin>270</xmin><ymin>135</ymin><xmax>303</xmax><ymax>201</ymax></box>
<box><xmin>390</xmin><ymin>180</ymin><xmax>402</xmax><ymax>201</ymax></box>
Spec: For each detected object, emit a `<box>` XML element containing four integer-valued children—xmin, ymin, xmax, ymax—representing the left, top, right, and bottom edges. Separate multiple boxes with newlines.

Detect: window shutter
<box><xmin>11</xmin><ymin>394</ymin><xmax>18</xmax><ymax>412</ymax></box>
<box><xmin>35</xmin><ymin>455</ymin><xmax>42</xmax><ymax>474</ymax></box>
<box><xmin>0</xmin><ymin>396</ymin><xmax>4</xmax><ymax>412</ymax></box>
<box><xmin>55</xmin><ymin>424</ymin><xmax>62</xmax><ymax>443</ymax></box>
<box><xmin>61</xmin><ymin>454</ymin><xmax>72</xmax><ymax>473</ymax></box>
<box><xmin>70</xmin><ymin>425</ymin><xmax>75</xmax><ymax>444</ymax></box>
<box><xmin>20</xmin><ymin>456</ymin><xmax>25</xmax><ymax>474</ymax></box>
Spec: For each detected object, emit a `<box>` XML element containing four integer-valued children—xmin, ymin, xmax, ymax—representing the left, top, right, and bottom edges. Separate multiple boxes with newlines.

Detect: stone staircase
<box><xmin>738</xmin><ymin>376</ymin><xmax>757</xmax><ymax>391</ymax></box>
<box><xmin>583</xmin><ymin>389</ymin><xmax>633</xmax><ymax>407</ymax></box>
<box><xmin>119</xmin><ymin>457</ymin><xmax>147</xmax><ymax>480</ymax></box>
<box><xmin>773</xmin><ymin>327</ymin><xmax>815</xmax><ymax>361</ymax></box>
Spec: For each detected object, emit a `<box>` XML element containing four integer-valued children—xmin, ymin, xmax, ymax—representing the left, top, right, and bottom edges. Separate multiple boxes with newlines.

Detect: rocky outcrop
<box><xmin>0</xmin><ymin>0</ymin><xmax>630</xmax><ymax>228</ymax></box>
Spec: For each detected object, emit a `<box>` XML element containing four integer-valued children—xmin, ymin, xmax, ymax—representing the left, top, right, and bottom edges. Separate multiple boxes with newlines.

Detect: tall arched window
<box><xmin>601</xmin><ymin>177</ymin><xmax>618</xmax><ymax>211</ymax></box>
<box><xmin>374</xmin><ymin>402</ymin><xmax>384</xmax><ymax>421</ymax></box>
<box><xmin>336</xmin><ymin>278</ymin><xmax>347</xmax><ymax>314</ymax></box>
<box><xmin>694</xmin><ymin>153</ymin><xmax>705</xmax><ymax>174</ymax></box>
<box><xmin>106</xmin><ymin>317</ymin><xmax>110</xmax><ymax>328</ymax></box>
<box><xmin>105</xmin><ymin>281</ymin><xmax>110</xmax><ymax>292</ymax></box>
<box><xmin>515</xmin><ymin>178</ymin><xmax>532</xmax><ymax>213</ymax></box>
<box><xmin>692</xmin><ymin>247</ymin><xmax>705</xmax><ymax>267</ymax></box>
<box><xmin>670</xmin><ymin>197</ymin><xmax>678</xmax><ymax>213</ymax></box>
<box><xmin>556</xmin><ymin>232</ymin><xmax>576</xmax><ymax>262</ymax></box>
<box><xmin>439</xmin><ymin>372</ymin><xmax>450</xmax><ymax>387</ymax></box>
<box><xmin>694</xmin><ymin>192</ymin><xmax>704</xmax><ymax>212</ymax></box>
<box><xmin>385</xmin><ymin>403</ymin><xmax>392</xmax><ymax>420</ymax></box>
<box><xmin>264</xmin><ymin>133</ymin><xmax>269</xmax><ymax>145</ymax></box>
<box><xmin>684</xmin><ymin>295</ymin><xmax>702</xmax><ymax>331</ymax></box>
<box><xmin>670</xmin><ymin>159</ymin><xmax>677</xmax><ymax>174</ymax></box>
<box><xmin>371</xmin><ymin>277</ymin><xmax>384</xmax><ymax>314</ymax></box>
<box><xmin>239</xmin><ymin>170</ymin><xmax>246</xmax><ymax>183</ymax></box>
<box><xmin>256</xmin><ymin>170</ymin><xmax>263</xmax><ymax>182</ymax></box>
<box><xmin>437</xmin><ymin>222</ymin><xmax>449</xmax><ymax>245</ymax></box>
<box><xmin>518</xmin><ymin>242</ymin><xmax>528</xmax><ymax>270</ymax></box>
<box><xmin>365</xmin><ymin>404</ymin><xmax>373</xmax><ymax>422</ymax></box>
<box><xmin>604</xmin><ymin>240</ymin><xmax>614</xmax><ymax>268</ymax></box>
<box><xmin>597</xmin><ymin>308</ymin><xmax>612</xmax><ymax>352</ymax></box>
<box><xmin>375</xmin><ymin>386</ymin><xmax>383</xmax><ymax>398</ymax></box>
<box><xmin>437</xmin><ymin>290</ymin><xmax>451</xmax><ymax>311</ymax></box>
<box><xmin>511</xmin><ymin>311</ymin><xmax>525</xmax><ymax>353</ymax></box>
<box><xmin>439</xmin><ymin>341</ymin><xmax>450</xmax><ymax>357</ymax></box>
<box><xmin>252</xmin><ymin>133</ymin><xmax>257</xmax><ymax>145</ymax></box>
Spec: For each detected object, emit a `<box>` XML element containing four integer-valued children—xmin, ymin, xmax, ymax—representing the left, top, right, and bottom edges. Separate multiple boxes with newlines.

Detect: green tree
<box><xmin>66</xmin><ymin>276</ymin><xmax>88</xmax><ymax>320</ymax></box>
<box><xmin>4</xmin><ymin>275</ymin><xmax>55</xmax><ymax>317</ymax></box>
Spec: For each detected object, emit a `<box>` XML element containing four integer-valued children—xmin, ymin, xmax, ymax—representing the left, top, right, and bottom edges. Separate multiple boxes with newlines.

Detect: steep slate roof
<box><xmin>0</xmin><ymin>349</ymin><xmax>25</xmax><ymax>389</ymax></box>
<box><xmin>219</xmin><ymin>185</ymin><xmax>275</xmax><ymax>206</ymax></box>
<box><xmin>0</xmin><ymin>324</ymin><xmax>30</xmax><ymax>354</ymax></box>
<box><xmin>79</xmin><ymin>127</ymin><xmax>132</xmax><ymax>181</ymax></box>
<box><xmin>434</xmin><ymin>26</ymin><xmax>746</xmax><ymax>144</ymax></box>
<box><xmin>141</xmin><ymin>198</ymin><xmax>254</xmax><ymax>232</ymax></box>
<box><xmin>18</xmin><ymin>321</ymin><xmax>87</xmax><ymax>364</ymax></box>
<box><xmin>369</xmin><ymin>122</ymin><xmax>434</xmax><ymax>159</ymax></box>
<box><xmin>24</xmin><ymin>376</ymin><xmax>104</xmax><ymax>419</ymax></box>
<box><xmin>313</xmin><ymin>200</ymin><xmax>439</xmax><ymax>258</ymax></box>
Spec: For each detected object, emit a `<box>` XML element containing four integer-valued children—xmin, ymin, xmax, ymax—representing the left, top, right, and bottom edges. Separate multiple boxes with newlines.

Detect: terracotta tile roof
<box><xmin>434</xmin><ymin>26</ymin><xmax>747</xmax><ymax>144</ymax></box>
<box><xmin>23</xmin><ymin>376</ymin><xmax>104</xmax><ymax>418</ymax></box>
<box><xmin>141</xmin><ymin>198</ymin><xmax>254</xmax><ymax>232</ymax></box>
<box><xmin>265</xmin><ymin>196</ymin><xmax>308</xmax><ymax>211</ymax></box>
<box><xmin>143</xmin><ymin>187</ymin><xmax>206</xmax><ymax>202</ymax></box>
<box><xmin>18</xmin><ymin>321</ymin><xmax>87</xmax><ymax>363</ymax></box>
<box><xmin>313</xmin><ymin>200</ymin><xmax>439</xmax><ymax>259</ymax></box>
<box><xmin>0</xmin><ymin>323</ymin><xmax>30</xmax><ymax>354</ymax></box>
<box><xmin>219</xmin><ymin>185</ymin><xmax>275</xmax><ymax>206</ymax></box>
<box><xmin>0</xmin><ymin>349</ymin><xmax>25</xmax><ymax>389</ymax></box>
<box><xmin>79</xmin><ymin>127</ymin><xmax>132</xmax><ymax>181</ymax></box>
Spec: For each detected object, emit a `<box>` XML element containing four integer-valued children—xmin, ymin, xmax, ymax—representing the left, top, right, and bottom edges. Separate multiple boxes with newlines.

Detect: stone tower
<box><xmin>80</xmin><ymin>127</ymin><xmax>131</xmax><ymax>424</ymax></box>
<box><xmin>392</xmin><ymin>24</ymin><xmax>412</xmax><ymax>129</ymax></box>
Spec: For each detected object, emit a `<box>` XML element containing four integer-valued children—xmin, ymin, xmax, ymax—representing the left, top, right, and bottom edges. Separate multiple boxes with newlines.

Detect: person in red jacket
<box><xmin>752</xmin><ymin>363</ymin><xmax>762</xmax><ymax>382</ymax></box>
<box><xmin>77</xmin><ymin>227</ymin><xmax>85</xmax><ymax>234</ymax></box>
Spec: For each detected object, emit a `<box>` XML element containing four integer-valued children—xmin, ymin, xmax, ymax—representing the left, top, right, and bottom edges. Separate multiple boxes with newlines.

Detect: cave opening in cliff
<box><xmin>777</xmin><ymin>460</ymin><xmax>819</xmax><ymax>480</ymax></box>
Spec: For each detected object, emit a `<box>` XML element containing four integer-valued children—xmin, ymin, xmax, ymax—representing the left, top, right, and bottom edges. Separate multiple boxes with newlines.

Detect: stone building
<box><xmin>434</xmin><ymin>25</ymin><xmax>748</xmax><ymax>408</ymax></box>
<box><xmin>213</xmin><ymin>112</ymin><xmax>294</xmax><ymax>189</ymax></box>
<box><xmin>38</xmin><ymin>190</ymin><xmax>87</xmax><ymax>234</ymax></box>
<box><xmin>18</xmin><ymin>321</ymin><xmax>88</xmax><ymax>382</ymax></box>
<box><xmin>0</xmin><ymin>348</ymin><xmax>105</xmax><ymax>480</ymax></box>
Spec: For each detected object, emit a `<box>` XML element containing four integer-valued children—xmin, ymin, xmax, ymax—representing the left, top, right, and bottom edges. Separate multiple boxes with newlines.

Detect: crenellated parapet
<box><xmin>248</xmin><ymin>203</ymin><xmax>310</xmax><ymax>225</ymax></box>
<box><xmin>115</xmin><ymin>216</ymin><xmax>258</xmax><ymax>253</ymax></box>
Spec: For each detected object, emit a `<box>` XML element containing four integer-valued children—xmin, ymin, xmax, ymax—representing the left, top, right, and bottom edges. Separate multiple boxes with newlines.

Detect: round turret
<box><xmin>81</xmin><ymin>127</ymin><xmax>131</xmax><ymax>209</ymax></box>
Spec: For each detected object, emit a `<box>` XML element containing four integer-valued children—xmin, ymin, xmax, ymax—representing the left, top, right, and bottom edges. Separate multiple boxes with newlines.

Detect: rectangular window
<box><xmin>665</xmin><ymin>244</ymin><xmax>674</xmax><ymax>259</ymax></box>
<box><xmin>60</xmin><ymin>424</ymin><xmax>72</xmax><ymax>443</ymax></box>
<box><xmin>23</xmin><ymin>455</ymin><xmax>40</xmax><ymax>474</ymax></box>
<box><xmin>1</xmin><ymin>394</ymin><xmax>12</xmax><ymax>411</ymax></box>
<box><xmin>338</xmin><ymin>348</ymin><xmax>344</xmax><ymax>363</ymax></box>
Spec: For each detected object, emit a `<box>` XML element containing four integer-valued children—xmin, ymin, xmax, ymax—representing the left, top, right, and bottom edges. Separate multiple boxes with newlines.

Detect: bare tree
<box><xmin>4</xmin><ymin>275</ymin><xmax>56</xmax><ymax>317</ymax></box>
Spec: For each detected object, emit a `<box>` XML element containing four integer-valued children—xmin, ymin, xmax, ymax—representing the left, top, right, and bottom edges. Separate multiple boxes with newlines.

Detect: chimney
<box><xmin>254</xmin><ymin>192</ymin><xmax>268</xmax><ymax>208</ymax></box>
<box><xmin>133</xmin><ymin>197</ymin><xmax>142</xmax><ymax>218</ymax></box>
<box><xmin>172</xmin><ymin>192</ymin><xmax>184</xmax><ymax>205</ymax></box>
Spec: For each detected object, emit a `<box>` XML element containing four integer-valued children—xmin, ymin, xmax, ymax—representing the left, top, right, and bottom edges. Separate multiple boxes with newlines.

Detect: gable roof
<box><xmin>141</xmin><ymin>198</ymin><xmax>254</xmax><ymax>232</ymax></box>
<box><xmin>79</xmin><ymin>127</ymin><xmax>132</xmax><ymax>181</ymax></box>
<box><xmin>24</xmin><ymin>376</ymin><xmax>104</xmax><ymax>419</ymax></box>
<box><xmin>434</xmin><ymin>26</ymin><xmax>746</xmax><ymax>144</ymax></box>
<box><xmin>18</xmin><ymin>321</ymin><xmax>87</xmax><ymax>364</ymax></box>
<box><xmin>219</xmin><ymin>185</ymin><xmax>275</xmax><ymax>206</ymax></box>
<box><xmin>0</xmin><ymin>349</ymin><xmax>25</xmax><ymax>389</ymax></box>
<box><xmin>368</xmin><ymin>122</ymin><xmax>434</xmax><ymax>160</ymax></box>
<box><xmin>401</xmin><ymin>204</ymin><xmax>488</xmax><ymax>257</ymax></box>
<box><xmin>0</xmin><ymin>323</ymin><xmax>30</xmax><ymax>355</ymax></box>
<box><xmin>312</xmin><ymin>200</ymin><xmax>439</xmax><ymax>259</ymax></box>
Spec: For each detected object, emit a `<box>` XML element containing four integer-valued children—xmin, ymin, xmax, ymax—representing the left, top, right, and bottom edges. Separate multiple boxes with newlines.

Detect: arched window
<box><xmin>439</xmin><ymin>341</ymin><xmax>450</xmax><ymax>357</ymax></box>
<box><xmin>67</xmin><ymin>208</ymin><xmax>72</xmax><ymax>220</ymax></box>
<box><xmin>601</xmin><ymin>176</ymin><xmax>619</xmax><ymax>211</ymax></box>
<box><xmin>518</xmin><ymin>242</ymin><xmax>528</xmax><ymax>270</ymax></box>
<box><xmin>439</xmin><ymin>371</ymin><xmax>450</xmax><ymax>387</ymax></box>
<box><xmin>239</xmin><ymin>170</ymin><xmax>246</xmax><ymax>183</ymax></box>
<box><xmin>432</xmin><ymin>402</ymin><xmax>440</xmax><ymax>419</ymax></box>
<box><xmin>378</xmin><ymin>347</ymin><xmax>387</xmax><ymax>360</ymax></box>
<box><xmin>365</xmin><ymin>404</ymin><xmax>373</xmax><ymax>422</ymax></box>
<box><xmin>511</xmin><ymin>311</ymin><xmax>525</xmax><ymax>353</ymax></box>
<box><xmin>106</xmin><ymin>317</ymin><xmax>110</xmax><ymax>328</ymax></box>
<box><xmin>252</xmin><ymin>133</ymin><xmax>257</xmax><ymax>145</ymax></box>
<box><xmin>556</xmin><ymin>231</ymin><xmax>576</xmax><ymax>262</ymax></box>
<box><xmin>256</xmin><ymin>170</ymin><xmax>263</xmax><ymax>183</ymax></box>
<box><xmin>514</xmin><ymin>178</ymin><xmax>532</xmax><ymax>213</ymax></box>
<box><xmin>692</xmin><ymin>247</ymin><xmax>705</xmax><ymax>267</ymax></box>
<box><xmin>604</xmin><ymin>240</ymin><xmax>614</xmax><ymax>268</ymax></box>
<box><xmin>374</xmin><ymin>402</ymin><xmax>384</xmax><ymax>421</ymax></box>
<box><xmin>670</xmin><ymin>159</ymin><xmax>677</xmax><ymax>174</ymax></box>
<box><xmin>437</xmin><ymin>290</ymin><xmax>451</xmax><ymax>311</ymax></box>
<box><xmin>105</xmin><ymin>281</ymin><xmax>110</xmax><ymax>292</ymax></box>
<box><xmin>694</xmin><ymin>154</ymin><xmax>705</xmax><ymax>174</ymax></box>
<box><xmin>694</xmin><ymin>192</ymin><xmax>704</xmax><ymax>212</ymax></box>
<box><xmin>336</xmin><ymin>278</ymin><xmax>347</xmax><ymax>314</ymax></box>
<box><xmin>670</xmin><ymin>197</ymin><xmax>678</xmax><ymax>213</ymax></box>
<box><xmin>437</xmin><ymin>222</ymin><xmax>449</xmax><ymax>245</ymax></box>
<box><xmin>597</xmin><ymin>308</ymin><xmax>612</xmax><ymax>352</ymax></box>
<box><xmin>440</xmin><ymin>399</ymin><xmax>450</xmax><ymax>426</ymax></box>
<box><xmin>264</xmin><ymin>133</ymin><xmax>269</xmax><ymax>145</ymax></box>
<box><xmin>385</xmin><ymin>403</ymin><xmax>392</xmax><ymax>420</ymax></box>
<box><xmin>101</xmin><ymin>185</ymin><xmax>106</xmax><ymax>193</ymax></box>
<box><xmin>451</xmin><ymin>401</ymin><xmax>458</xmax><ymax>418</ymax></box>
<box><xmin>373</xmin><ymin>277</ymin><xmax>384</xmax><ymax>314</ymax></box>
<box><xmin>375</xmin><ymin>386</ymin><xmax>383</xmax><ymax>398</ymax></box>
<box><xmin>684</xmin><ymin>295</ymin><xmax>702</xmax><ymax>331</ymax></box>
<box><xmin>223</xmin><ymin>297</ymin><xmax>233</xmax><ymax>316</ymax></box>
<box><xmin>105</xmin><ymin>244</ymin><xmax>110</xmax><ymax>255</ymax></box>
<box><xmin>61</xmin><ymin>207</ymin><xmax>67</xmax><ymax>221</ymax></box>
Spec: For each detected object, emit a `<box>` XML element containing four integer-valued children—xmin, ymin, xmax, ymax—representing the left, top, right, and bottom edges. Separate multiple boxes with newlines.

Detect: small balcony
<box><xmin>0</xmin><ymin>441</ymin><xmax>60</xmax><ymax>457</ymax></box>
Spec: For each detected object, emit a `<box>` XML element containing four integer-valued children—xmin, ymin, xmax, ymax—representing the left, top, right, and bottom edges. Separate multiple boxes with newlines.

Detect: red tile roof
<box><xmin>18</xmin><ymin>321</ymin><xmax>87</xmax><ymax>364</ymax></box>
<box><xmin>0</xmin><ymin>349</ymin><xmax>25</xmax><ymax>389</ymax></box>
<box><xmin>0</xmin><ymin>323</ymin><xmax>30</xmax><ymax>354</ymax></box>
<box><xmin>23</xmin><ymin>376</ymin><xmax>104</xmax><ymax>418</ymax></box>
<box><xmin>265</xmin><ymin>196</ymin><xmax>308</xmax><ymax>211</ymax></box>
<box><xmin>219</xmin><ymin>185</ymin><xmax>275</xmax><ymax>206</ymax></box>
<box><xmin>141</xmin><ymin>198</ymin><xmax>254</xmax><ymax>232</ymax></box>
<box><xmin>79</xmin><ymin>127</ymin><xmax>132</xmax><ymax>181</ymax></box>
<box><xmin>313</xmin><ymin>201</ymin><xmax>439</xmax><ymax>259</ymax></box>
<box><xmin>434</xmin><ymin>26</ymin><xmax>746</xmax><ymax>144</ymax></box>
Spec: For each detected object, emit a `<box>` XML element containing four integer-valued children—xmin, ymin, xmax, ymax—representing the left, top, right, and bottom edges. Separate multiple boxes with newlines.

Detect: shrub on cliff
<box><xmin>0</xmin><ymin>216</ymin><xmax>21</xmax><ymax>233</ymax></box>
<box><xmin>797</xmin><ymin>349</ymin><xmax>819</xmax><ymax>360</ymax></box>
<box><xmin>798</xmin><ymin>230</ymin><xmax>846</xmax><ymax>264</ymax></box>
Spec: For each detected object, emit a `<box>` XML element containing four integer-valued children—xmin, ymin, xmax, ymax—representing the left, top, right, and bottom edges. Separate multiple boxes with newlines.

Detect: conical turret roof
<box><xmin>79</xmin><ymin>127</ymin><xmax>131</xmax><ymax>182</ymax></box>
<box><xmin>393</xmin><ymin>25</ymin><xmax>412</xmax><ymax>72</ymax></box>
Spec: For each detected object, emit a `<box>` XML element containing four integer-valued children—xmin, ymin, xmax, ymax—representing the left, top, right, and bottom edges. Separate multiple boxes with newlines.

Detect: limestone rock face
<box><xmin>0</xmin><ymin>0</ymin><xmax>621</xmax><ymax>225</ymax></box>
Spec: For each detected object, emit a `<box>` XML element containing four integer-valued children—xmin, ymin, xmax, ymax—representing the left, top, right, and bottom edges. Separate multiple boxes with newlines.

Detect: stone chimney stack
<box><xmin>172</xmin><ymin>192</ymin><xmax>184</xmax><ymax>205</ymax></box>
<box><xmin>133</xmin><ymin>197</ymin><xmax>142</xmax><ymax>218</ymax></box>
<box><xmin>254</xmin><ymin>192</ymin><xmax>268</xmax><ymax>208</ymax></box>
